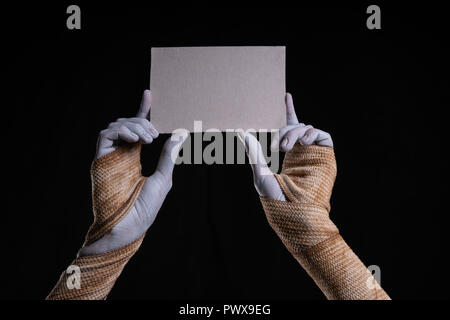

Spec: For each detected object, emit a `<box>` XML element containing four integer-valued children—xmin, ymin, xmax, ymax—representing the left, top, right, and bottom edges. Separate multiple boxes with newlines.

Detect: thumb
<box><xmin>154</xmin><ymin>129</ymin><xmax>189</xmax><ymax>181</ymax></box>
<box><xmin>236</xmin><ymin>130</ymin><xmax>273</xmax><ymax>179</ymax></box>
<box><xmin>237</xmin><ymin>130</ymin><xmax>286</xmax><ymax>201</ymax></box>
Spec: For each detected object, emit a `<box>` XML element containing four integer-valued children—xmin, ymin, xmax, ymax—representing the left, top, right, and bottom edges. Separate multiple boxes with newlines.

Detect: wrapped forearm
<box><xmin>260</xmin><ymin>145</ymin><xmax>390</xmax><ymax>300</ymax></box>
<box><xmin>47</xmin><ymin>144</ymin><xmax>147</xmax><ymax>300</ymax></box>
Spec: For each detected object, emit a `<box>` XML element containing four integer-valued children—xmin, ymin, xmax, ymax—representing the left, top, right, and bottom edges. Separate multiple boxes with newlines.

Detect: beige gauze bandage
<box><xmin>260</xmin><ymin>144</ymin><xmax>390</xmax><ymax>300</ymax></box>
<box><xmin>47</xmin><ymin>143</ymin><xmax>147</xmax><ymax>300</ymax></box>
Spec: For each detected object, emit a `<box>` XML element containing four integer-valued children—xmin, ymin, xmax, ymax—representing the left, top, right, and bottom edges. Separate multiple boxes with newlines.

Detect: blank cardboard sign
<box><xmin>150</xmin><ymin>46</ymin><xmax>286</xmax><ymax>133</ymax></box>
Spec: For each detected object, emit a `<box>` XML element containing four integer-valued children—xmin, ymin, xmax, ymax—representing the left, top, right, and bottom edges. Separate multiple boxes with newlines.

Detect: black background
<box><xmin>2</xmin><ymin>3</ymin><xmax>448</xmax><ymax>300</ymax></box>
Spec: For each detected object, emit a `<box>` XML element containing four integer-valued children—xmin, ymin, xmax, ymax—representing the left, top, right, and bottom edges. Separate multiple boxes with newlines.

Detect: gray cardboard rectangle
<box><xmin>150</xmin><ymin>46</ymin><xmax>286</xmax><ymax>133</ymax></box>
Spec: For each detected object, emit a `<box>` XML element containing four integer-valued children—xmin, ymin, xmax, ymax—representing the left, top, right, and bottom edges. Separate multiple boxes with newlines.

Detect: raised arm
<box><xmin>238</xmin><ymin>93</ymin><xmax>390</xmax><ymax>300</ymax></box>
<box><xmin>47</xmin><ymin>90</ymin><xmax>187</xmax><ymax>299</ymax></box>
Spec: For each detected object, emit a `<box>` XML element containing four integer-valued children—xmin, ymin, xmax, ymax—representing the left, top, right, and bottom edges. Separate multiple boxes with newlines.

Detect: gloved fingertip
<box><xmin>236</xmin><ymin>130</ymin><xmax>246</xmax><ymax>146</ymax></box>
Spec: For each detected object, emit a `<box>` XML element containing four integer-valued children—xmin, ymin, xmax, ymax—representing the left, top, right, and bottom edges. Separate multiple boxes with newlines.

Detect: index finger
<box><xmin>286</xmin><ymin>93</ymin><xmax>299</xmax><ymax>125</ymax></box>
<box><xmin>136</xmin><ymin>89</ymin><xmax>152</xmax><ymax>119</ymax></box>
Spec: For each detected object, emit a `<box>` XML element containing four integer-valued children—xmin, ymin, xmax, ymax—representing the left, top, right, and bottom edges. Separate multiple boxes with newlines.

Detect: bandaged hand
<box><xmin>47</xmin><ymin>90</ymin><xmax>187</xmax><ymax>300</ymax></box>
<box><xmin>237</xmin><ymin>93</ymin><xmax>333</xmax><ymax>201</ymax></box>
<box><xmin>238</xmin><ymin>93</ymin><xmax>389</xmax><ymax>300</ymax></box>
<box><xmin>80</xmin><ymin>90</ymin><xmax>187</xmax><ymax>255</ymax></box>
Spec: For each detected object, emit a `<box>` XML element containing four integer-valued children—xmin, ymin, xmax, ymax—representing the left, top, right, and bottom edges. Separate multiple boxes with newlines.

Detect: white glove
<box><xmin>79</xmin><ymin>90</ymin><xmax>187</xmax><ymax>255</ymax></box>
<box><xmin>237</xmin><ymin>93</ymin><xmax>333</xmax><ymax>201</ymax></box>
